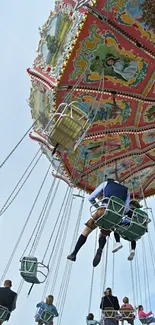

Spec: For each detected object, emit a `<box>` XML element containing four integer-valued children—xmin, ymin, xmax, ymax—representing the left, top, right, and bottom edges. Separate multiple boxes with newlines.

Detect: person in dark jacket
<box><xmin>100</xmin><ymin>288</ymin><xmax>120</xmax><ymax>325</ymax></box>
<box><xmin>67</xmin><ymin>179</ymin><xmax>130</xmax><ymax>262</ymax></box>
<box><xmin>0</xmin><ymin>280</ymin><xmax>17</xmax><ymax>324</ymax></box>
<box><xmin>100</xmin><ymin>287</ymin><xmax>120</xmax><ymax>311</ymax></box>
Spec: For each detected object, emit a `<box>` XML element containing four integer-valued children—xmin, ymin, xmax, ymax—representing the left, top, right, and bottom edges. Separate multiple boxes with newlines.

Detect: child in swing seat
<box><xmin>121</xmin><ymin>297</ymin><xmax>134</xmax><ymax>310</ymax></box>
<box><xmin>138</xmin><ymin>305</ymin><xmax>155</xmax><ymax>323</ymax></box>
<box><xmin>35</xmin><ymin>295</ymin><xmax>58</xmax><ymax>325</ymax></box>
<box><xmin>120</xmin><ymin>297</ymin><xmax>135</xmax><ymax>325</ymax></box>
<box><xmin>86</xmin><ymin>313</ymin><xmax>100</xmax><ymax>325</ymax></box>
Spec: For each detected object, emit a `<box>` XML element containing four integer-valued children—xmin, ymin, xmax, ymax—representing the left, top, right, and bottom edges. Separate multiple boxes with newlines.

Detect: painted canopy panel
<box><xmin>29</xmin><ymin>0</ymin><xmax>155</xmax><ymax>199</ymax></box>
<box><xmin>95</xmin><ymin>0</ymin><xmax>155</xmax><ymax>53</ymax></box>
<box><xmin>60</xmin><ymin>17</ymin><xmax>154</xmax><ymax>98</ymax></box>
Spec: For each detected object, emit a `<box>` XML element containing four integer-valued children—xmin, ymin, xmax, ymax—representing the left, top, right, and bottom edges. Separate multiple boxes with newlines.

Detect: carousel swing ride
<box><xmin>0</xmin><ymin>0</ymin><xmax>155</xmax><ymax>324</ymax></box>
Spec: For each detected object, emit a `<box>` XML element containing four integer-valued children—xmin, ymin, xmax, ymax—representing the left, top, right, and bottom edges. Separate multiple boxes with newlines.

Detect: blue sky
<box><xmin>0</xmin><ymin>1</ymin><xmax>155</xmax><ymax>325</ymax></box>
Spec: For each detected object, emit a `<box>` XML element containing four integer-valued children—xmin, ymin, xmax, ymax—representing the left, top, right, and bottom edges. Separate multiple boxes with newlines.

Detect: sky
<box><xmin>0</xmin><ymin>1</ymin><xmax>155</xmax><ymax>325</ymax></box>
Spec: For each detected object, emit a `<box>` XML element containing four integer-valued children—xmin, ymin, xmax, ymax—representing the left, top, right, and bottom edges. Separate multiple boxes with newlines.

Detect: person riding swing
<box><xmin>67</xmin><ymin>178</ymin><xmax>130</xmax><ymax>262</ymax></box>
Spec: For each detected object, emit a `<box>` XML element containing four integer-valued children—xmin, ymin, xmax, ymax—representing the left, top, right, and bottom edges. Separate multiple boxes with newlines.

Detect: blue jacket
<box><xmin>87</xmin><ymin>320</ymin><xmax>100</xmax><ymax>325</ymax></box>
<box><xmin>35</xmin><ymin>302</ymin><xmax>58</xmax><ymax>322</ymax></box>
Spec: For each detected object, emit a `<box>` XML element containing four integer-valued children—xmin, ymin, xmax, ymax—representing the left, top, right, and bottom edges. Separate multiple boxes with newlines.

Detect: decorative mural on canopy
<box><xmin>148</xmin><ymin>149</ymin><xmax>155</xmax><ymax>158</ymax></box>
<box><xmin>29</xmin><ymin>87</ymin><xmax>55</xmax><ymax>132</ymax></box>
<box><xmin>41</xmin><ymin>13</ymin><xmax>73</xmax><ymax>67</ymax></box>
<box><xmin>145</xmin><ymin>180</ymin><xmax>155</xmax><ymax>192</ymax></box>
<box><xmin>28</xmin><ymin>0</ymin><xmax>155</xmax><ymax>198</ymax></box>
<box><xmin>104</xmin><ymin>0</ymin><xmax>155</xmax><ymax>43</ymax></box>
<box><xmin>67</xmin><ymin>134</ymin><xmax>131</xmax><ymax>169</ymax></box>
<box><xmin>69</xmin><ymin>93</ymin><xmax>131</xmax><ymax>125</ymax></box>
<box><xmin>86</xmin><ymin>155</ymin><xmax>143</xmax><ymax>186</ymax></box>
<box><xmin>144</xmin><ymin>105</ymin><xmax>155</xmax><ymax>122</ymax></box>
<box><xmin>70</xmin><ymin>25</ymin><xmax>147</xmax><ymax>86</ymax></box>
<box><xmin>124</xmin><ymin>166</ymin><xmax>153</xmax><ymax>193</ymax></box>
<box><xmin>36</xmin><ymin>2</ymin><xmax>84</xmax><ymax>79</ymax></box>
<box><xmin>142</xmin><ymin>130</ymin><xmax>155</xmax><ymax>145</ymax></box>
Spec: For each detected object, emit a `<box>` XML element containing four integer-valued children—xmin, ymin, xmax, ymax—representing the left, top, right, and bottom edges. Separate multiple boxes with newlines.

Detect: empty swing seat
<box><xmin>94</xmin><ymin>196</ymin><xmax>125</xmax><ymax>230</ymax></box>
<box><xmin>115</xmin><ymin>208</ymin><xmax>150</xmax><ymax>242</ymax></box>
<box><xmin>36</xmin><ymin>308</ymin><xmax>55</xmax><ymax>325</ymax></box>
<box><xmin>49</xmin><ymin>103</ymin><xmax>88</xmax><ymax>152</ymax></box>
<box><xmin>0</xmin><ymin>306</ymin><xmax>10</xmax><ymax>323</ymax></box>
<box><xmin>20</xmin><ymin>257</ymin><xmax>48</xmax><ymax>284</ymax></box>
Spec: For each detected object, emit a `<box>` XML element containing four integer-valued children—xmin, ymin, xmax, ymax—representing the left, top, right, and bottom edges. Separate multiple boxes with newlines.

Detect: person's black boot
<box><xmin>67</xmin><ymin>234</ymin><xmax>87</xmax><ymax>262</ymax></box>
<box><xmin>67</xmin><ymin>253</ymin><xmax>76</xmax><ymax>262</ymax></box>
<box><xmin>93</xmin><ymin>249</ymin><xmax>102</xmax><ymax>267</ymax></box>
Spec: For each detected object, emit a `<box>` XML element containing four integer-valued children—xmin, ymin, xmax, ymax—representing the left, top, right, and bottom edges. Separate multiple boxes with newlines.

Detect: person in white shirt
<box><xmin>67</xmin><ymin>178</ymin><xmax>130</xmax><ymax>262</ymax></box>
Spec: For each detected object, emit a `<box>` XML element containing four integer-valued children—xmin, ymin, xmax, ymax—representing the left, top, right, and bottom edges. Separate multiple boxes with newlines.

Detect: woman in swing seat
<box><xmin>35</xmin><ymin>295</ymin><xmax>58</xmax><ymax>325</ymax></box>
<box><xmin>138</xmin><ymin>305</ymin><xmax>155</xmax><ymax>324</ymax></box>
<box><xmin>67</xmin><ymin>178</ymin><xmax>130</xmax><ymax>262</ymax></box>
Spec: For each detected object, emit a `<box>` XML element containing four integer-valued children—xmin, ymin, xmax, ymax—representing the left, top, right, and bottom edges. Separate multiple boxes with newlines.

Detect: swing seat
<box><xmin>49</xmin><ymin>103</ymin><xmax>88</xmax><ymax>152</ymax></box>
<box><xmin>139</xmin><ymin>317</ymin><xmax>154</xmax><ymax>325</ymax></box>
<box><xmin>94</xmin><ymin>196</ymin><xmax>125</xmax><ymax>230</ymax></box>
<box><xmin>115</xmin><ymin>208</ymin><xmax>150</xmax><ymax>241</ymax></box>
<box><xmin>36</xmin><ymin>307</ymin><xmax>55</xmax><ymax>325</ymax></box>
<box><xmin>103</xmin><ymin>307</ymin><xmax>116</xmax><ymax>319</ymax></box>
<box><xmin>120</xmin><ymin>309</ymin><xmax>135</xmax><ymax>320</ymax></box>
<box><xmin>0</xmin><ymin>306</ymin><xmax>10</xmax><ymax>322</ymax></box>
<box><xmin>20</xmin><ymin>256</ymin><xmax>49</xmax><ymax>284</ymax></box>
<box><xmin>139</xmin><ymin>318</ymin><xmax>147</xmax><ymax>325</ymax></box>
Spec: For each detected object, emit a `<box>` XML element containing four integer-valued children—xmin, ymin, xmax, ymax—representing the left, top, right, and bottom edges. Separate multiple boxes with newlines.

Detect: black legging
<box><xmin>114</xmin><ymin>232</ymin><xmax>136</xmax><ymax>250</ymax></box>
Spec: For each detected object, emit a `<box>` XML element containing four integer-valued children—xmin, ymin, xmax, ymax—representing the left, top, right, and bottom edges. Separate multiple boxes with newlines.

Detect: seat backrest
<box><xmin>20</xmin><ymin>257</ymin><xmax>40</xmax><ymax>284</ymax></box>
<box><xmin>120</xmin><ymin>309</ymin><xmax>134</xmax><ymax>319</ymax></box>
<box><xmin>96</xmin><ymin>196</ymin><xmax>125</xmax><ymax>230</ymax></box>
<box><xmin>104</xmin><ymin>307</ymin><xmax>115</xmax><ymax>318</ymax></box>
<box><xmin>107</xmin><ymin>196</ymin><xmax>125</xmax><ymax>214</ymax></box>
<box><xmin>40</xmin><ymin>310</ymin><xmax>55</xmax><ymax>324</ymax></box>
<box><xmin>139</xmin><ymin>317</ymin><xmax>147</xmax><ymax>324</ymax></box>
<box><xmin>0</xmin><ymin>305</ymin><xmax>10</xmax><ymax>322</ymax></box>
<box><xmin>21</xmin><ymin>256</ymin><xmax>38</xmax><ymax>274</ymax></box>
<box><xmin>116</xmin><ymin>208</ymin><xmax>149</xmax><ymax>242</ymax></box>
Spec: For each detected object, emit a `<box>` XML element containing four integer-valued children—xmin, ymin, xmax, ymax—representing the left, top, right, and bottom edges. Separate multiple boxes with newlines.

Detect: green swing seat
<box><xmin>37</xmin><ymin>309</ymin><xmax>55</xmax><ymax>325</ymax></box>
<box><xmin>95</xmin><ymin>196</ymin><xmax>125</xmax><ymax>230</ymax></box>
<box><xmin>116</xmin><ymin>208</ymin><xmax>150</xmax><ymax>242</ymax></box>
<box><xmin>0</xmin><ymin>306</ymin><xmax>10</xmax><ymax>323</ymax></box>
<box><xmin>139</xmin><ymin>317</ymin><xmax>154</xmax><ymax>325</ymax></box>
<box><xmin>20</xmin><ymin>256</ymin><xmax>48</xmax><ymax>284</ymax></box>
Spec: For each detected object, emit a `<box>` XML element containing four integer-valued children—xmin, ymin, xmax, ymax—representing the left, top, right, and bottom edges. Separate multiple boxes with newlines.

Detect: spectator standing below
<box><xmin>0</xmin><ymin>280</ymin><xmax>17</xmax><ymax>324</ymax></box>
